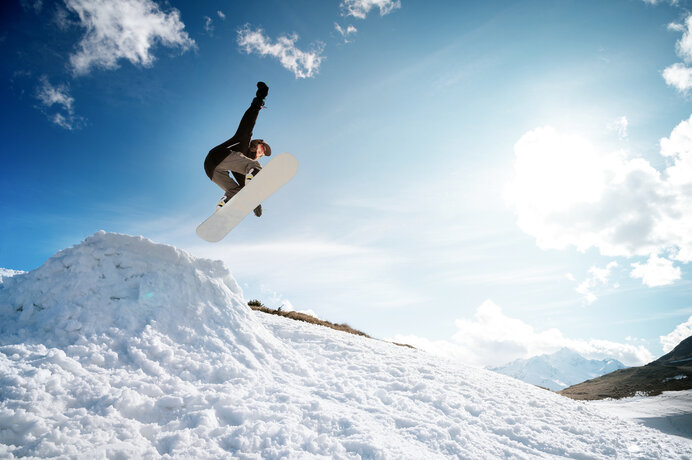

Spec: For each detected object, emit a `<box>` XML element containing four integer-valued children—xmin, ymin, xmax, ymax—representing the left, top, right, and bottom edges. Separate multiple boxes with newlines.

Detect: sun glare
<box><xmin>509</xmin><ymin>127</ymin><xmax>608</xmax><ymax>213</ymax></box>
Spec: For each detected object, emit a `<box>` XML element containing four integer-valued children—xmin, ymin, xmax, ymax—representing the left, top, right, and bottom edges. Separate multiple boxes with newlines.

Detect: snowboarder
<box><xmin>204</xmin><ymin>82</ymin><xmax>271</xmax><ymax>217</ymax></box>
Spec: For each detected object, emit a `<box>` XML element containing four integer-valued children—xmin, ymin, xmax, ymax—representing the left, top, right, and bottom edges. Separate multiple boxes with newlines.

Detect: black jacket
<box><xmin>204</xmin><ymin>96</ymin><xmax>264</xmax><ymax>184</ymax></box>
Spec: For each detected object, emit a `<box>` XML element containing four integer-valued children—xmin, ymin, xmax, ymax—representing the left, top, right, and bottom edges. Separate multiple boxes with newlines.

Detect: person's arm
<box><xmin>218</xmin><ymin>83</ymin><xmax>268</xmax><ymax>151</ymax></box>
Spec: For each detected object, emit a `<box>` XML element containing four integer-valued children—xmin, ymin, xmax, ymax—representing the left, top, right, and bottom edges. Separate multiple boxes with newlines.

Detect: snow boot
<box><xmin>216</xmin><ymin>194</ymin><xmax>231</xmax><ymax>211</ymax></box>
<box><xmin>246</xmin><ymin>167</ymin><xmax>259</xmax><ymax>182</ymax></box>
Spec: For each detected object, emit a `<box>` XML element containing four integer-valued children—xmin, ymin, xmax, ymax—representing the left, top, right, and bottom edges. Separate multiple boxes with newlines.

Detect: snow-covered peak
<box><xmin>491</xmin><ymin>348</ymin><xmax>626</xmax><ymax>391</ymax></box>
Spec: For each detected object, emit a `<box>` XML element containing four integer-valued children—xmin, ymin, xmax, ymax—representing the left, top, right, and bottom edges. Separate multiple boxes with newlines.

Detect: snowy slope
<box><xmin>491</xmin><ymin>348</ymin><xmax>626</xmax><ymax>391</ymax></box>
<box><xmin>0</xmin><ymin>232</ymin><xmax>689</xmax><ymax>458</ymax></box>
<box><xmin>588</xmin><ymin>390</ymin><xmax>692</xmax><ymax>445</ymax></box>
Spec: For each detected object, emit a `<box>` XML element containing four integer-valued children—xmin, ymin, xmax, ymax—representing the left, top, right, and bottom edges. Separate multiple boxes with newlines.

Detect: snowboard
<box><xmin>196</xmin><ymin>152</ymin><xmax>298</xmax><ymax>242</ymax></box>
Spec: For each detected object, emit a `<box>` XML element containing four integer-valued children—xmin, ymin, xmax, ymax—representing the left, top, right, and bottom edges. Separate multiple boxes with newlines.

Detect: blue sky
<box><xmin>2</xmin><ymin>0</ymin><xmax>692</xmax><ymax>368</ymax></box>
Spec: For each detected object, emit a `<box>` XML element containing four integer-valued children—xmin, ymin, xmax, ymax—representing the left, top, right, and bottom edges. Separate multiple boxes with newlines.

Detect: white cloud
<box><xmin>643</xmin><ymin>0</ymin><xmax>679</xmax><ymax>5</ymax></box>
<box><xmin>340</xmin><ymin>0</ymin><xmax>401</xmax><ymax>19</ymax></box>
<box><xmin>664</xmin><ymin>14</ymin><xmax>692</xmax><ymax>92</ymax></box>
<box><xmin>630</xmin><ymin>254</ymin><xmax>681</xmax><ymax>287</ymax></box>
<box><xmin>51</xmin><ymin>113</ymin><xmax>75</xmax><ymax>130</ymax></box>
<box><xmin>35</xmin><ymin>76</ymin><xmax>84</xmax><ymax>130</ymax></box>
<box><xmin>392</xmin><ymin>300</ymin><xmax>653</xmax><ymax>368</ymax></box>
<box><xmin>661</xmin><ymin>316</ymin><xmax>692</xmax><ymax>352</ymax></box>
<box><xmin>335</xmin><ymin>23</ymin><xmax>358</xmax><ymax>42</ymax></box>
<box><xmin>203</xmin><ymin>16</ymin><xmax>213</xmax><ymax>35</ymax></box>
<box><xmin>66</xmin><ymin>0</ymin><xmax>195</xmax><ymax>75</ymax></box>
<box><xmin>575</xmin><ymin>261</ymin><xmax>619</xmax><ymax>304</ymax></box>
<box><xmin>590</xmin><ymin>261</ymin><xmax>619</xmax><ymax>284</ymax></box>
<box><xmin>36</xmin><ymin>77</ymin><xmax>74</xmax><ymax>111</ymax></box>
<box><xmin>660</xmin><ymin>111</ymin><xmax>692</xmax><ymax>188</ymax></box>
<box><xmin>608</xmin><ymin>116</ymin><xmax>629</xmax><ymax>139</ymax></box>
<box><xmin>669</xmin><ymin>21</ymin><xmax>685</xmax><ymax>33</ymax></box>
<box><xmin>663</xmin><ymin>63</ymin><xmax>692</xmax><ymax>92</ymax></box>
<box><xmin>259</xmin><ymin>290</ymin><xmax>320</xmax><ymax>319</ymax></box>
<box><xmin>507</xmin><ymin>117</ymin><xmax>692</xmax><ymax>286</ymax></box>
<box><xmin>675</xmin><ymin>15</ymin><xmax>692</xmax><ymax>62</ymax></box>
<box><xmin>54</xmin><ymin>6</ymin><xmax>75</xmax><ymax>31</ymax></box>
<box><xmin>217</xmin><ymin>11</ymin><xmax>226</xmax><ymax>21</ymax></box>
<box><xmin>237</xmin><ymin>25</ymin><xmax>324</xmax><ymax>79</ymax></box>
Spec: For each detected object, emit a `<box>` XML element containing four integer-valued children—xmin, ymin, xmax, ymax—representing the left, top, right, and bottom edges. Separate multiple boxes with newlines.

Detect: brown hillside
<box><xmin>247</xmin><ymin>300</ymin><xmax>415</xmax><ymax>349</ymax></box>
<box><xmin>559</xmin><ymin>336</ymin><xmax>692</xmax><ymax>400</ymax></box>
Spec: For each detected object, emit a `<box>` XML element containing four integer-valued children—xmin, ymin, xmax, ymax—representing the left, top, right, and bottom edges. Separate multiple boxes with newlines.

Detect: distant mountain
<box><xmin>560</xmin><ymin>336</ymin><xmax>692</xmax><ymax>400</ymax></box>
<box><xmin>491</xmin><ymin>348</ymin><xmax>625</xmax><ymax>391</ymax></box>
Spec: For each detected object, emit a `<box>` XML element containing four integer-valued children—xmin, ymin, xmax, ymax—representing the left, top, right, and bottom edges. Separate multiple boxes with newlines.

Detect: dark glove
<box><xmin>256</xmin><ymin>82</ymin><xmax>268</xmax><ymax>99</ymax></box>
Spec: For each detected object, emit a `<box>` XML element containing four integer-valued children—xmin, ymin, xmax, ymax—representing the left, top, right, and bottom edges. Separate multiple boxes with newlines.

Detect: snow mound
<box><xmin>0</xmin><ymin>231</ymin><xmax>297</xmax><ymax>378</ymax></box>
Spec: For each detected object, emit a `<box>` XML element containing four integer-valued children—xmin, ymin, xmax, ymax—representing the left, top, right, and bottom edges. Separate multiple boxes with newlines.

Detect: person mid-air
<box><xmin>203</xmin><ymin>82</ymin><xmax>271</xmax><ymax>217</ymax></box>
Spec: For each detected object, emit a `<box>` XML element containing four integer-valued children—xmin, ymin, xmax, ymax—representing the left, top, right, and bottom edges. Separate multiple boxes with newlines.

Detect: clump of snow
<box><xmin>0</xmin><ymin>268</ymin><xmax>24</xmax><ymax>283</ymax></box>
<box><xmin>0</xmin><ymin>232</ymin><xmax>690</xmax><ymax>458</ymax></box>
<box><xmin>663</xmin><ymin>374</ymin><xmax>688</xmax><ymax>383</ymax></box>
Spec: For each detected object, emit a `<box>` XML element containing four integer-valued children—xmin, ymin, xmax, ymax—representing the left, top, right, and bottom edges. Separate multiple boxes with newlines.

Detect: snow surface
<box><xmin>0</xmin><ymin>268</ymin><xmax>23</xmax><ymax>283</ymax></box>
<box><xmin>0</xmin><ymin>232</ymin><xmax>690</xmax><ymax>458</ymax></box>
<box><xmin>491</xmin><ymin>348</ymin><xmax>625</xmax><ymax>391</ymax></box>
<box><xmin>589</xmin><ymin>390</ymin><xmax>692</xmax><ymax>446</ymax></box>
